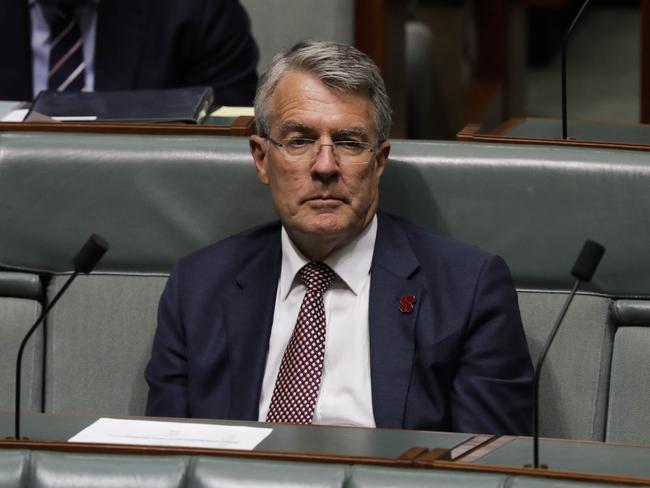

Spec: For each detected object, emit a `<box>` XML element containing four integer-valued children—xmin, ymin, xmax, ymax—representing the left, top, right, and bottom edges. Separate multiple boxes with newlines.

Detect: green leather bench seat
<box><xmin>190</xmin><ymin>456</ymin><xmax>348</xmax><ymax>488</ymax></box>
<box><xmin>0</xmin><ymin>450</ymin><xmax>28</xmax><ymax>488</ymax></box>
<box><xmin>605</xmin><ymin>300</ymin><xmax>650</xmax><ymax>444</ymax></box>
<box><xmin>2</xmin><ymin>131</ymin><xmax>650</xmax><ymax>443</ymax></box>
<box><xmin>506</xmin><ymin>477</ymin><xmax>631</xmax><ymax>488</ymax></box>
<box><xmin>347</xmin><ymin>465</ymin><xmax>507</xmax><ymax>487</ymax></box>
<box><xmin>29</xmin><ymin>451</ymin><xmax>188</xmax><ymax>488</ymax></box>
<box><xmin>0</xmin><ymin>272</ymin><xmax>41</xmax><ymax>300</ymax></box>
<box><xmin>516</xmin><ymin>292</ymin><xmax>613</xmax><ymax>440</ymax></box>
<box><xmin>44</xmin><ymin>274</ymin><xmax>166</xmax><ymax>416</ymax></box>
<box><xmin>0</xmin><ymin>272</ymin><xmax>42</xmax><ymax>413</ymax></box>
<box><xmin>0</xmin><ymin>450</ymin><xmax>632</xmax><ymax>487</ymax></box>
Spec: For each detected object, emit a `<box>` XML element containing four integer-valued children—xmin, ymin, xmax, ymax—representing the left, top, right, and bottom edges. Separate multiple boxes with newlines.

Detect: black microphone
<box><xmin>13</xmin><ymin>234</ymin><xmax>109</xmax><ymax>440</ymax></box>
<box><xmin>530</xmin><ymin>239</ymin><xmax>605</xmax><ymax>468</ymax></box>
<box><xmin>561</xmin><ymin>0</ymin><xmax>592</xmax><ymax>139</ymax></box>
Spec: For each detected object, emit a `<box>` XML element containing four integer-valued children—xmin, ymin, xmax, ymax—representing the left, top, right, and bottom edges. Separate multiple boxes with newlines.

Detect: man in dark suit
<box><xmin>0</xmin><ymin>0</ymin><xmax>258</xmax><ymax>105</ymax></box>
<box><xmin>145</xmin><ymin>40</ymin><xmax>534</xmax><ymax>435</ymax></box>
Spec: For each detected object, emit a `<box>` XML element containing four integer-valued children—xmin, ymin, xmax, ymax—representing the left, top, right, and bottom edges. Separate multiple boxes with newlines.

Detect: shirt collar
<box><xmin>279</xmin><ymin>214</ymin><xmax>378</xmax><ymax>300</ymax></box>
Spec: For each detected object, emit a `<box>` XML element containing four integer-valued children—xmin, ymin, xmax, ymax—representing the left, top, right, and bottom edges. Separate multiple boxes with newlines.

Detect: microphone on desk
<box><xmin>530</xmin><ymin>239</ymin><xmax>605</xmax><ymax>469</ymax></box>
<box><xmin>13</xmin><ymin>234</ymin><xmax>109</xmax><ymax>441</ymax></box>
<box><xmin>561</xmin><ymin>0</ymin><xmax>592</xmax><ymax>139</ymax></box>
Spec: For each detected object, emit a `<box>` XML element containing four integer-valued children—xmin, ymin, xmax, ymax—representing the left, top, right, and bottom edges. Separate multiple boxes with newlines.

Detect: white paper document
<box><xmin>210</xmin><ymin>106</ymin><xmax>254</xmax><ymax>117</ymax></box>
<box><xmin>51</xmin><ymin>115</ymin><xmax>98</xmax><ymax>121</ymax></box>
<box><xmin>1</xmin><ymin>108</ymin><xmax>29</xmax><ymax>122</ymax></box>
<box><xmin>69</xmin><ymin>418</ymin><xmax>272</xmax><ymax>451</ymax></box>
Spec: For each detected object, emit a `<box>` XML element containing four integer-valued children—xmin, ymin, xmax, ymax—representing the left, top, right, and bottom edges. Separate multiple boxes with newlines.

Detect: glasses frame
<box><xmin>265</xmin><ymin>135</ymin><xmax>377</xmax><ymax>165</ymax></box>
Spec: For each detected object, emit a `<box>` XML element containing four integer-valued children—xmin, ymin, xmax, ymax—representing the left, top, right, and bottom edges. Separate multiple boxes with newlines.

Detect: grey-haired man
<box><xmin>146</xmin><ymin>40</ymin><xmax>533</xmax><ymax>436</ymax></box>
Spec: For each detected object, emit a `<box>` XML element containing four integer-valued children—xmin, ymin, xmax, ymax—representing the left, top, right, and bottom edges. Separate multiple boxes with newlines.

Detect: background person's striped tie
<box><xmin>44</xmin><ymin>3</ymin><xmax>85</xmax><ymax>91</ymax></box>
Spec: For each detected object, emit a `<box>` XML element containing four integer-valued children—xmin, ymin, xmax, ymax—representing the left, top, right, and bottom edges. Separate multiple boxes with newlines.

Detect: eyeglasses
<box><xmin>265</xmin><ymin>136</ymin><xmax>376</xmax><ymax>165</ymax></box>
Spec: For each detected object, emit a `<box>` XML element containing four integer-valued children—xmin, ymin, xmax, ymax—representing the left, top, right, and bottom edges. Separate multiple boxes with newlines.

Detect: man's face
<box><xmin>250</xmin><ymin>70</ymin><xmax>390</xmax><ymax>259</ymax></box>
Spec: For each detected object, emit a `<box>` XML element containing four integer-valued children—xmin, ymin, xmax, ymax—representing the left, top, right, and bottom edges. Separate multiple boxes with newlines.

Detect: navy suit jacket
<box><xmin>0</xmin><ymin>0</ymin><xmax>258</xmax><ymax>105</ymax></box>
<box><xmin>145</xmin><ymin>213</ymin><xmax>534</xmax><ymax>436</ymax></box>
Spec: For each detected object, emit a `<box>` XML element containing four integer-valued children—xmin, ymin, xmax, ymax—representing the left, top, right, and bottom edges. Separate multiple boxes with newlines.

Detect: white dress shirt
<box><xmin>29</xmin><ymin>0</ymin><xmax>99</xmax><ymax>97</ymax></box>
<box><xmin>258</xmin><ymin>216</ymin><xmax>378</xmax><ymax>427</ymax></box>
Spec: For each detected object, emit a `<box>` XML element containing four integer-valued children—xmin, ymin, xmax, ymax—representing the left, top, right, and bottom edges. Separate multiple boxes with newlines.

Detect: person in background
<box><xmin>145</xmin><ymin>40</ymin><xmax>534</xmax><ymax>436</ymax></box>
<box><xmin>0</xmin><ymin>0</ymin><xmax>259</xmax><ymax>106</ymax></box>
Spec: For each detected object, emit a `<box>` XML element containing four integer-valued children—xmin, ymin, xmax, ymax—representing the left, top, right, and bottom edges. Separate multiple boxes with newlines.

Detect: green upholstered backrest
<box><xmin>2</xmin><ymin>133</ymin><xmax>650</xmax><ymax>299</ymax></box>
<box><xmin>383</xmin><ymin>140</ymin><xmax>650</xmax><ymax>298</ymax></box>
<box><xmin>0</xmin><ymin>133</ymin><xmax>274</xmax><ymax>274</ymax></box>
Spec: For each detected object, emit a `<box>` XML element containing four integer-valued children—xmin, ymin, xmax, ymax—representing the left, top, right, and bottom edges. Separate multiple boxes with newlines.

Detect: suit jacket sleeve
<box><xmin>185</xmin><ymin>0</ymin><xmax>259</xmax><ymax>106</ymax></box>
<box><xmin>145</xmin><ymin>262</ymin><xmax>190</xmax><ymax>417</ymax></box>
<box><xmin>450</xmin><ymin>254</ymin><xmax>533</xmax><ymax>436</ymax></box>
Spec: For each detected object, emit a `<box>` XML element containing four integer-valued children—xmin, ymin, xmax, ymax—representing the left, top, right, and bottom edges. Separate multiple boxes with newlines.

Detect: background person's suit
<box><xmin>0</xmin><ymin>0</ymin><xmax>259</xmax><ymax>105</ymax></box>
<box><xmin>145</xmin><ymin>213</ymin><xmax>534</xmax><ymax>436</ymax></box>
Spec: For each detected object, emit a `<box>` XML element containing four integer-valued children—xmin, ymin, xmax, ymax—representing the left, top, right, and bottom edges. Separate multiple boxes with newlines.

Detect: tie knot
<box><xmin>299</xmin><ymin>262</ymin><xmax>335</xmax><ymax>295</ymax></box>
<box><xmin>40</xmin><ymin>3</ymin><xmax>77</xmax><ymax>31</ymax></box>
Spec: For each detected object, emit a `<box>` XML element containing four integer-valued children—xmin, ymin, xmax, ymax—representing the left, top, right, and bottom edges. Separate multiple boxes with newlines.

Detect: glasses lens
<box><xmin>278</xmin><ymin>138</ymin><xmax>373</xmax><ymax>164</ymax></box>
<box><xmin>334</xmin><ymin>141</ymin><xmax>371</xmax><ymax>164</ymax></box>
<box><xmin>281</xmin><ymin>138</ymin><xmax>315</xmax><ymax>158</ymax></box>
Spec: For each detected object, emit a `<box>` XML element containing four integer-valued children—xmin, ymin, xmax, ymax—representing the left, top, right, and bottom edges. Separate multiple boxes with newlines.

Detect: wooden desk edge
<box><xmin>432</xmin><ymin>459</ymin><xmax>650</xmax><ymax>486</ymax></box>
<box><xmin>457</xmin><ymin>121</ymin><xmax>650</xmax><ymax>152</ymax></box>
<box><xmin>0</xmin><ymin>438</ymin><xmax>447</xmax><ymax>470</ymax></box>
<box><xmin>0</xmin><ymin>117</ymin><xmax>255</xmax><ymax>137</ymax></box>
<box><xmin>3</xmin><ymin>435</ymin><xmax>650</xmax><ymax>485</ymax></box>
<box><xmin>432</xmin><ymin>435</ymin><xmax>650</xmax><ymax>486</ymax></box>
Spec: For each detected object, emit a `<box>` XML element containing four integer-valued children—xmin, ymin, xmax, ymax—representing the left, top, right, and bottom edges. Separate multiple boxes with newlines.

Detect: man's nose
<box><xmin>311</xmin><ymin>143</ymin><xmax>339</xmax><ymax>176</ymax></box>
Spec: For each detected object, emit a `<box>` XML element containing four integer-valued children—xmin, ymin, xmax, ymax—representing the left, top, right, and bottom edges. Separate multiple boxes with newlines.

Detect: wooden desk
<box><xmin>0</xmin><ymin>116</ymin><xmax>256</xmax><ymax>137</ymax></box>
<box><xmin>435</xmin><ymin>435</ymin><xmax>650</xmax><ymax>486</ymax></box>
<box><xmin>0</xmin><ymin>413</ymin><xmax>478</xmax><ymax>467</ymax></box>
<box><xmin>3</xmin><ymin>414</ymin><xmax>650</xmax><ymax>485</ymax></box>
<box><xmin>458</xmin><ymin>117</ymin><xmax>650</xmax><ymax>152</ymax></box>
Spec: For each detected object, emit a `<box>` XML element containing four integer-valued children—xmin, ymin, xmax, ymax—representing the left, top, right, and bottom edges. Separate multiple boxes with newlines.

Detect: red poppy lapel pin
<box><xmin>399</xmin><ymin>295</ymin><xmax>416</xmax><ymax>313</ymax></box>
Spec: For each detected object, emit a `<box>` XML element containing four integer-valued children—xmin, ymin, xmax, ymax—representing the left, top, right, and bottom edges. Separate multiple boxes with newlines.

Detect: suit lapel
<box><xmin>95</xmin><ymin>0</ymin><xmax>146</xmax><ymax>90</ymax></box>
<box><xmin>224</xmin><ymin>232</ymin><xmax>281</xmax><ymax>420</ymax></box>
<box><xmin>369</xmin><ymin>214</ymin><xmax>423</xmax><ymax>428</ymax></box>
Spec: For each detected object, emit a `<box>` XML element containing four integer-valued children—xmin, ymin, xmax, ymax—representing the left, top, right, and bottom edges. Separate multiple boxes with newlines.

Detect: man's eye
<box><xmin>286</xmin><ymin>138</ymin><xmax>314</xmax><ymax>148</ymax></box>
<box><xmin>336</xmin><ymin>140</ymin><xmax>364</xmax><ymax>151</ymax></box>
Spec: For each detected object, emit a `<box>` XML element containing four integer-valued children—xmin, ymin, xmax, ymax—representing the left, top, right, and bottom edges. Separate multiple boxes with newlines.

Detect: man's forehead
<box><xmin>277</xmin><ymin>120</ymin><xmax>370</xmax><ymax>138</ymax></box>
<box><xmin>267</xmin><ymin>70</ymin><xmax>376</xmax><ymax>135</ymax></box>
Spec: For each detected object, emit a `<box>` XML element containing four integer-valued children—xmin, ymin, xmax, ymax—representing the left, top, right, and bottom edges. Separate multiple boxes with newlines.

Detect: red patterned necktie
<box><xmin>266</xmin><ymin>262</ymin><xmax>335</xmax><ymax>424</ymax></box>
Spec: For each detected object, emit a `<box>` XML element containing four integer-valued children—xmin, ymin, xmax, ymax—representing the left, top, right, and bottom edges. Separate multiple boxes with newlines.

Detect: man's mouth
<box><xmin>303</xmin><ymin>194</ymin><xmax>345</xmax><ymax>204</ymax></box>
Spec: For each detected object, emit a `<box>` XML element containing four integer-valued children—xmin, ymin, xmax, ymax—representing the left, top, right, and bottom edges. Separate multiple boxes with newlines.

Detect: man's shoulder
<box><xmin>377</xmin><ymin>213</ymin><xmax>517</xmax><ymax>312</ymax></box>
<box><xmin>176</xmin><ymin>220</ymin><xmax>281</xmax><ymax>272</ymax></box>
<box><xmin>379</xmin><ymin>212</ymin><xmax>493</xmax><ymax>264</ymax></box>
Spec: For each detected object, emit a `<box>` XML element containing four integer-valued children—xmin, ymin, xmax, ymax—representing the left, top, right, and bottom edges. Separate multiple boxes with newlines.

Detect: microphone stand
<box><xmin>529</xmin><ymin>239</ymin><xmax>604</xmax><ymax>469</ymax></box>
<box><xmin>532</xmin><ymin>279</ymin><xmax>580</xmax><ymax>468</ymax></box>
<box><xmin>562</xmin><ymin>0</ymin><xmax>592</xmax><ymax>139</ymax></box>
<box><xmin>14</xmin><ymin>272</ymin><xmax>79</xmax><ymax>440</ymax></box>
<box><xmin>12</xmin><ymin>233</ymin><xmax>108</xmax><ymax>441</ymax></box>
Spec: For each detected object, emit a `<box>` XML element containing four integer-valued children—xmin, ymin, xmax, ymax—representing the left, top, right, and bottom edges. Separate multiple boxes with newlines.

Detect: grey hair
<box><xmin>254</xmin><ymin>40</ymin><xmax>392</xmax><ymax>141</ymax></box>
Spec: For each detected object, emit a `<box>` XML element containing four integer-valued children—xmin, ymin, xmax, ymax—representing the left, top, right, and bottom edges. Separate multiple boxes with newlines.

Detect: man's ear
<box><xmin>375</xmin><ymin>140</ymin><xmax>390</xmax><ymax>179</ymax></box>
<box><xmin>250</xmin><ymin>135</ymin><xmax>270</xmax><ymax>185</ymax></box>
